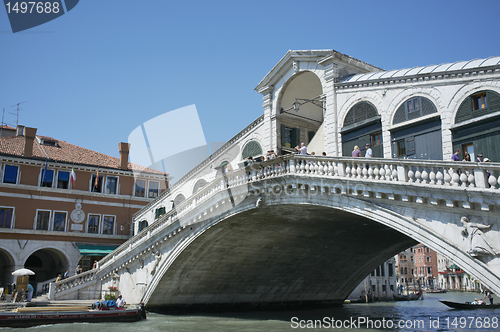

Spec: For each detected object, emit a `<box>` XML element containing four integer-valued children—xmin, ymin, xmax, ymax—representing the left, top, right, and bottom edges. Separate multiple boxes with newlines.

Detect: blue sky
<box><xmin>2</xmin><ymin>0</ymin><xmax>500</xmax><ymax>180</ymax></box>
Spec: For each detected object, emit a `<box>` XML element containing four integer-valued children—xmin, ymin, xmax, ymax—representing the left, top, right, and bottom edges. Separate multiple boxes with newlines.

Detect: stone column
<box><xmin>258</xmin><ymin>85</ymin><xmax>274</xmax><ymax>152</ymax></box>
<box><xmin>323</xmin><ymin>61</ymin><xmax>339</xmax><ymax>156</ymax></box>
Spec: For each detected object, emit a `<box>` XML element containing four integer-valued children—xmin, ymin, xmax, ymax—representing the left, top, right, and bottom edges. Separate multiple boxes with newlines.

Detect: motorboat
<box><xmin>425</xmin><ymin>288</ymin><xmax>447</xmax><ymax>293</ymax></box>
<box><xmin>0</xmin><ymin>304</ymin><xmax>146</xmax><ymax>328</ymax></box>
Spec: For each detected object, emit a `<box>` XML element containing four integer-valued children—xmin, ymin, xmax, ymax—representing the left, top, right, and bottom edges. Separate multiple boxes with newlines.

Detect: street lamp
<box><xmin>120</xmin><ymin>221</ymin><xmax>133</xmax><ymax>234</ymax></box>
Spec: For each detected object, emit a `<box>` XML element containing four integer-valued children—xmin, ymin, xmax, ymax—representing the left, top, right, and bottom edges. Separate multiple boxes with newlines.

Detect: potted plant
<box><xmin>104</xmin><ymin>286</ymin><xmax>118</xmax><ymax>300</ymax></box>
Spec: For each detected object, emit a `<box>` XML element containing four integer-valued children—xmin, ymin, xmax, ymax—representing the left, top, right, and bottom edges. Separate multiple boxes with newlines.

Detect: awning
<box><xmin>77</xmin><ymin>245</ymin><xmax>119</xmax><ymax>256</ymax></box>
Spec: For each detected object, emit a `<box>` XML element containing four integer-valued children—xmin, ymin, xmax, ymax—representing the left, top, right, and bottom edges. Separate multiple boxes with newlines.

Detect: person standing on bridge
<box><xmin>452</xmin><ymin>149</ymin><xmax>461</xmax><ymax>161</ymax></box>
<box><xmin>296</xmin><ymin>143</ymin><xmax>307</xmax><ymax>155</ymax></box>
<box><xmin>365</xmin><ymin>143</ymin><xmax>373</xmax><ymax>158</ymax></box>
<box><xmin>352</xmin><ymin>145</ymin><xmax>361</xmax><ymax>157</ymax></box>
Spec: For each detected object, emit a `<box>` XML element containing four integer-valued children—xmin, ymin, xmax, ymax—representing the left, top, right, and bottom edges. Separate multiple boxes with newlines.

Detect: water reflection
<box><xmin>2</xmin><ymin>292</ymin><xmax>498</xmax><ymax>331</ymax></box>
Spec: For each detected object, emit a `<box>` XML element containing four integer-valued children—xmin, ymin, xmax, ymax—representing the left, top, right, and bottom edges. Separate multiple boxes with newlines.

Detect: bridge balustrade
<box><xmin>107</xmin><ymin>156</ymin><xmax>500</xmax><ymax>266</ymax></box>
<box><xmin>49</xmin><ymin>269</ymin><xmax>97</xmax><ymax>299</ymax></box>
<box><xmin>56</xmin><ymin>155</ymin><xmax>499</xmax><ymax>297</ymax></box>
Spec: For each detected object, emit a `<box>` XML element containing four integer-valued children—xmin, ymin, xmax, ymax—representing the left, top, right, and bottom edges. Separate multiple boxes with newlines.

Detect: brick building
<box><xmin>413</xmin><ymin>243</ymin><xmax>438</xmax><ymax>288</ymax></box>
<box><xmin>0</xmin><ymin>126</ymin><xmax>168</xmax><ymax>294</ymax></box>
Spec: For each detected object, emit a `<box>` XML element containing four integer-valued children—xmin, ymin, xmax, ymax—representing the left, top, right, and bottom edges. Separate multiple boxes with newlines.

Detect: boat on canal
<box><xmin>393</xmin><ymin>290</ymin><xmax>423</xmax><ymax>301</ymax></box>
<box><xmin>440</xmin><ymin>300</ymin><xmax>500</xmax><ymax>310</ymax></box>
<box><xmin>0</xmin><ymin>304</ymin><xmax>146</xmax><ymax>328</ymax></box>
<box><xmin>425</xmin><ymin>288</ymin><xmax>447</xmax><ymax>293</ymax></box>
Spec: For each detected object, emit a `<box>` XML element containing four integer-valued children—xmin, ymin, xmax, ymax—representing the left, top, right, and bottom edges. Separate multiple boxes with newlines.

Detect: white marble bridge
<box><xmin>51</xmin><ymin>154</ymin><xmax>500</xmax><ymax>311</ymax></box>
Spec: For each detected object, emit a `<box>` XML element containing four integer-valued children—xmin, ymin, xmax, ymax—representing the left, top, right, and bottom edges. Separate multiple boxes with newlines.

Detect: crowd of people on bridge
<box><xmin>244</xmin><ymin>143</ymin><xmax>494</xmax><ymax>166</ymax></box>
<box><xmin>452</xmin><ymin>149</ymin><xmax>491</xmax><ymax>163</ymax></box>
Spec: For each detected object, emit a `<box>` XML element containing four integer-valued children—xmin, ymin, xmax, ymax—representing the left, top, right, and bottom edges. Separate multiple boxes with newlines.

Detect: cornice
<box><xmin>255</xmin><ymin>50</ymin><xmax>334</xmax><ymax>92</ymax></box>
<box><xmin>336</xmin><ymin>66</ymin><xmax>500</xmax><ymax>91</ymax></box>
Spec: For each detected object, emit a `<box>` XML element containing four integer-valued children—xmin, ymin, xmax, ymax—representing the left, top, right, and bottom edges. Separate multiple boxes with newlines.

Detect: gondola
<box><xmin>0</xmin><ymin>304</ymin><xmax>146</xmax><ymax>328</ymax></box>
<box><xmin>439</xmin><ymin>300</ymin><xmax>500</xmax><ymax>309</ymax></box>
<box><xmin>393</xmin><ymin>290</ymin><xmax>423</xmax><ymax>301</ymax></box>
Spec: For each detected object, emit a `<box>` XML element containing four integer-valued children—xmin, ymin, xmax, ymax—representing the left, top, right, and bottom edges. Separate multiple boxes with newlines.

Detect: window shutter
<box><xmin>292</xmin><ymin>128</ymin><xmax>300</xmax><ymax>147</ymax></box>
<box><xmin>281</xmin><ymin>124</ymin><xmax>286</xmax><ymax>147</ymax></box>
<box><xmin>455</xmin><ymin>97</ymin><xmax>472</xmax><ymax>124</ymax></box>
<box><xmin>487</xmin><ymin>90</ymin><xmax>500</xmax><ymax>113</ymax></box>
<box><xmin>405</xmin><ymin>136</ymin><xmax>415</xmax><ymax>156</ymax></box>
<box><xmin>308</xmin><ymin>131</ymin><xmax>315</xmax><ymax>143</ymax></box>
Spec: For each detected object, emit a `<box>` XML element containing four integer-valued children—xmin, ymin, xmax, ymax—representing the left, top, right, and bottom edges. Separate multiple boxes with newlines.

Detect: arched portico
<box><xmin>25</xmin><ymin>248</ymin><xmax>69</xmax><ymax>292</ymax></box>
<box><xmin>277</xmin><ymin>71</ymin><xmax>324</xmax><ymax>154</ymax></box>
<box><xmin>0</xmin><ymin>248</ymin><xmax>15</xmax><ymax>287</ymax></box>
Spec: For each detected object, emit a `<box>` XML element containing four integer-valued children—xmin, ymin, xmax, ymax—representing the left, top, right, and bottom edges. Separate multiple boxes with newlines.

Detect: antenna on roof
<box><xmin>9</xmin><ymin>101</ymin><xmax>27</xmax><ymax>127</ymax></box>
<box><xmin>1</xmin><ymin>108</ymin><xmax>5</xmax><ymax>137</ymax></box>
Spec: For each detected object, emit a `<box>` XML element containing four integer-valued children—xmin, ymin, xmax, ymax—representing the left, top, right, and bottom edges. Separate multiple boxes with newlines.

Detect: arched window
<box><xmin>215</xmin><ymin>161</ymin><xmax>233</xmax><ymax>177</ymax></box>
<box><xmin>343</xmin><ymin>101</ymin><xmax>378</xmax><ymax>127</ymax></box>
<box><xmin>393</xmin><ymin>96</ymin><xmax>437</xmax><ymax>125</ymax></box>
<box><xmin>455</xmin><ymin>90</ymin><xmax>500</xmax><ymax>124</ymax></box>
<box><xmin>173</xmin><ymin>194</ymin><xmax>185</xmax><ymax>207</ymax></box>
<box><xmin>155</xmin><ymin>207</ymin><xmax>166</xmax><ymax>219</ymax></box>
<box><xmin>192</xmin><ymin>179</ymin><xmax>207</xmax><ymax>194</ymax></box>
<box><xmin>242</xmin><ymin>141</ymin><xmax>262</xmax><ymax>160</ymax></box>
<box><xmin>138</xmin><ymin>220</ymin><xmax>148</xmax><ymax>232</ymax></box>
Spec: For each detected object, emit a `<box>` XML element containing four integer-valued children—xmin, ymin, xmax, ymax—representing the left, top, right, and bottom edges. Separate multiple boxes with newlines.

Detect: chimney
<box><xmin>16</xmin><ymin>125</ymin><xmax>25</xmax><ymax>136</ymax></box>
<box><xmin>23</xmin><ymin>127</ymin><xmax>37</xmax><ymax>157</ymax></box>
<box><xmin>119</xmin><ymin>142</ymin><xmax>130</xmax><ymax>170</ymax></box>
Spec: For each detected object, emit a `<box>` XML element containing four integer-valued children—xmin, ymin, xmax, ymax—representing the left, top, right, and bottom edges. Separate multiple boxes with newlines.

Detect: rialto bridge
<box><xmin>49</xmin><ymin>49</ymin><xmax>500</xmax><ymax>310</ymax></box>
<box><xmin>51</xmin><ymin>155</ymin><xmax>500</xmax><ymax>310</ymax></box>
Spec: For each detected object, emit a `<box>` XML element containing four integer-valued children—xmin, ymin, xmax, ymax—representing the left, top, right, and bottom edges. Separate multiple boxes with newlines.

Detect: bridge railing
<box><xmin>239</xmin><ymin>155</ymin><xmax>500</xmax><ymax>190</ymax></box>
<box><xmin>96</xmin><ymin>155</ymin><xmax>499</xmax><ymax>275</ymax></box>
<box><xmin>50</xmin><ymin>269</ymin><xmax>97</xmax><ymax>299</ymax></box>
<box><xmin>137</xmin><ymin>114</ymin><xmax>265</xmax><ymax>216</ymax></box>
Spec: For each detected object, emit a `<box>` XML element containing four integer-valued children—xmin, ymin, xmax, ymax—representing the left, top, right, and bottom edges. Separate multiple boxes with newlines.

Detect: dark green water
<box><xmin>2</xmin><ymin>292</ymin><xmax>498</xmax><ymax>331</ymax></box>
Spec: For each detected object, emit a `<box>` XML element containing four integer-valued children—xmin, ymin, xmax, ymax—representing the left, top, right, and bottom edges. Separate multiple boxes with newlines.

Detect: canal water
<box><xmin>2</xmin><ymin>292</ymin><xmax>498</xmax><ymax>331</ymax></box>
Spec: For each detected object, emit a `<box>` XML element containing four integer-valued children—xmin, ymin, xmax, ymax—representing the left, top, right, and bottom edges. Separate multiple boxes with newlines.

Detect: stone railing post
<box><xmin>474</xmin><ymin>168</ymin><xmax>487</xmax><ymax>188</ymax></box>
<box><xmin>397</xmin><ymin>164</ymin><xmax>408</xmax><ymax>182</ymax></box>
<box><xmin>337</xmin><ymin>161</ymin><xmax>345</xmax><ymax>177</ymax></box>
<box><xmin>48</xmin><ymin>282</ymin><xmax>55</xmax><ymax>300</ymax></box>
<box><xmin>289</xmin><ymin>158</ymin><xmax>296</xmax><ymax>173</ymax></box>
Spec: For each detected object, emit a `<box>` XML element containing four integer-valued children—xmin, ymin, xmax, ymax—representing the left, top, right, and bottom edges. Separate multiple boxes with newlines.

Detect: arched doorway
<box><xmin>341</xmin><ymin>101</ymin><xmax>383</xmax><ymax>157</ymax></box>
<box><xmin>391</xmin><ymin>96</ymin><xmax>442</xmax><ymax>160</ymax></box>
<box><xmin>0</xmin><ymin>248</ymin><xmax>15</xmax><ymax>288</ymax></box>
<box><xmin>24</xmin><ymin>248</ymin><xmax>69</xmax><ymax>294</ymax></box>
<box><xmin>452</xmin><ymin>90</ymin><xmax>500</xmax><ymax>162</ymax></box>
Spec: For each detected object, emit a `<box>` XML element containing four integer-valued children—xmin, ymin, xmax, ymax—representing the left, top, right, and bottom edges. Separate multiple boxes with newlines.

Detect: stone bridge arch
<box><xmin>85</xmin><ymin>156</ymin><xmax>499</xmax><ymax>309</ymax></box>
<box><xmin>138</xmin><ymin>176</ymin><xmax>499</xmax><ymax>310</ymax></box>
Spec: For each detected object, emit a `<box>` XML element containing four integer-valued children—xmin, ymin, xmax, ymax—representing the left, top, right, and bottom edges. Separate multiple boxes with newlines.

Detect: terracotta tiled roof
<box><xmin>0</xmin><ymin>135</ymin><xmax>167</xmax><ymax>176</ymax></box>
<box><xmin>0</xmin><ymin>125</ymin><xmax>16</xmax><ymax>130</ymax></box>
